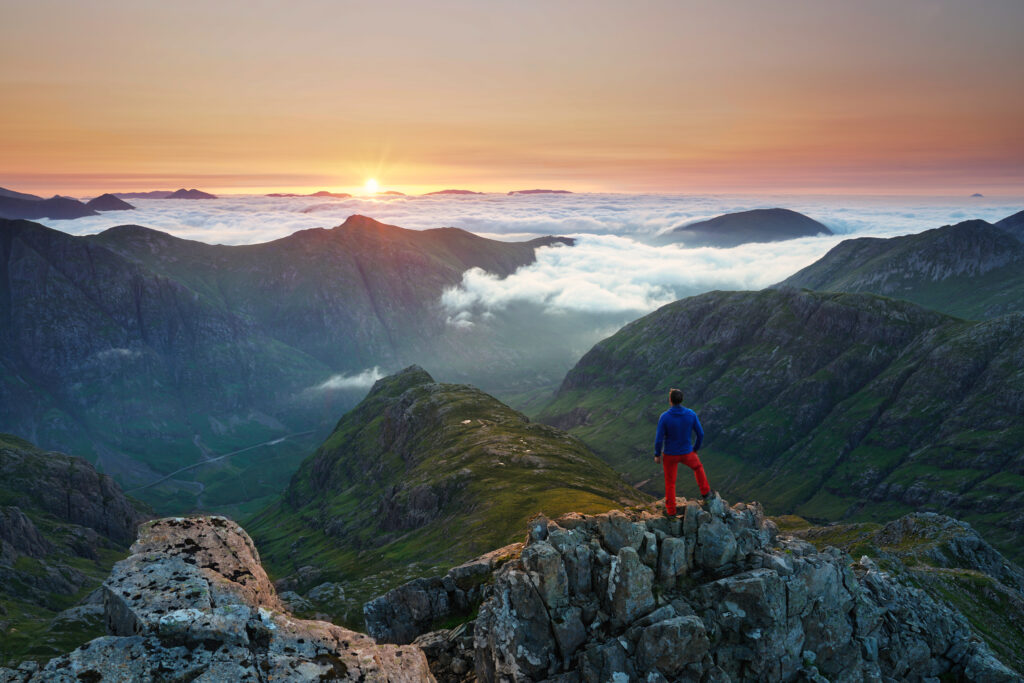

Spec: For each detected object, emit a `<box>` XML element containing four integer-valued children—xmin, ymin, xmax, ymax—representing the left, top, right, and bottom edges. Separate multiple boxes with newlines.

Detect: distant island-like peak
<box><xmin>657</xmin><ymin>207</ymin><xmax>832</xmax><ymax>248</ymax></box>
<box><xmin>424</xmin><ymin>189</ymin><xmax>483</xmax><ymax>195</ymax></box>
<box><xmin>85</xmin><ymin>193</ymin><xmax>135</xmax><ymax>211</ymax></box>
<box><xmin>508</xmin><ymin>188</ymin><xmax>573</xmax><ymax>195</ymax></box>
<box><xmin>165</xmin><ymin>188</ymin><xmax>217</xmax><ymax>199</ymax></box>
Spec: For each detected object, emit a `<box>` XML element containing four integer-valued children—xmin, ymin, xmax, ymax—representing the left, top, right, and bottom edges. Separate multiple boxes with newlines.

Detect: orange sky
<box><xmin>2</xmin><ymin>0</ymin><xmax>1023</xmax><ymax>196</ymax></box>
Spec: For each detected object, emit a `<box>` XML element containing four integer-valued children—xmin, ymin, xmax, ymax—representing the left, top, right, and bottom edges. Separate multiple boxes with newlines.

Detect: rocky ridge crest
<box><xmin>367</xmin><ymin>495</ymin><xmax>1020</xmax><ymax>682</ymax></box>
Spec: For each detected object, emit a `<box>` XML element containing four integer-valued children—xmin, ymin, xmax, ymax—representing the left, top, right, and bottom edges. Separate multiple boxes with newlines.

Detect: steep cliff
<box><xmin>0</xmin><ymin>434</ymin><xmax>145</xmax><ymax>665</ymax></box>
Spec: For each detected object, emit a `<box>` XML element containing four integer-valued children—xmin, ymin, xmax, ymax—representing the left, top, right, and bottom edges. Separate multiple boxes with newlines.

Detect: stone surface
<box><xmin>365</xmin><ymin>496</ymin><xmax>1022</xmax><ymax>682</ymax></box>
<box><xmin>0</xmin><ymin>516</ymin><xmax>433</xmax><ymax>682</ymax></box>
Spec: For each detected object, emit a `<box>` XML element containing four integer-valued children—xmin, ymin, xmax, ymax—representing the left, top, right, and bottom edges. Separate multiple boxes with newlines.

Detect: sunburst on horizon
<box><xmin>364</xmin><ymin>178</ymin><xmax>379</xmax><ymax>195</ymax></box>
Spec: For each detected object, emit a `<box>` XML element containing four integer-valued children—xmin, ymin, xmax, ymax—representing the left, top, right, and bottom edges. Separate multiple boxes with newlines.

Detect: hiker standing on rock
<box><xmin>654</xmin><ymin>388</ymin><xmax>712</xmax><ymax>516</ymax></box>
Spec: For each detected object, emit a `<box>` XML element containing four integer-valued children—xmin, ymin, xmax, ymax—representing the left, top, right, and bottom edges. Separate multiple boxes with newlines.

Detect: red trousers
<box><xmin>662</xmin><ymin>451</ymin><xmax>710</xmax><ymax>514</ymax></box>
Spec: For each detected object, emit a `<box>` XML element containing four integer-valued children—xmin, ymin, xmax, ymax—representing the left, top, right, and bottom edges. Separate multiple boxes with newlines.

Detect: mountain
<box><xmin>540</xmin><ymin>288</ymin><xmax>1024</xmax><ymax>564</ymax></box>
<box><xmin>777</xmin><ymin>218</ymin><xmax>1024</xmax><ymax>319</ymax></box>
<box><xmin>84</xmin><ymin>193</ymin><xmax>134</xmax><ymax>211</ymax></box>
<box><xmin>164</xmin><ymin>188</ymin><xmax>217</xmax><ymax>199</ymax></box>
<box><xmin>1</xmin><ymin>216</ymin><xmax>577</xmax><ymax>514</ymax></box>
<box><xmin>0</xmin><ymin>195</ymin><xmax>97</xmax><ymax>220</ymax></box>
<box><xmin>381</xmin><ymin>190</ymin><xmax>405</xmax><ymax>196</ymax></box>
<box><xmin>88</xmin><ymin>215</ymin><xmax>574</xmax><ymax>382</ymax></box>
<box><xmin>996</xmin><ymin>208</ymin><xmax>1024</xmax><ymax>242</ymax></box>
<box><xmin>265</xmin><ymin>190</ymin><xmax>352</xmax><ymax>198</ymax></box>
<box><xmin>246</xmin><ymin>366</ymin><xmax>646</xmax><ymax>626</ymax></box>
<box><xmin>424</xmin><ymin>189</ymin><xmax>483</xmax><ymax>195</ymax></box>
<box><xmin>112</xmin><ymin>190</ymin><xmax>174</xmax><ymax>199</ymax></box>
<box><xmin>0</xmin><ymin>434</ymin><xmax>145</xmax><ymax>665</ymax></box>
<box><xmin>368</xmin><ymin>498</ymin><xmax>1020</xmax><ymax>681</ymax></box>
<box><xmin>0</xmin><ymin>217</ymin><xmax>334</xmax><ymax>512</ymax></box>
<box><xmin>508</xmin><ymin>189</ymin><xmax>573</xmax><ymax>195</ymax></box>
<box><xmin>0</xmin><ymin>187</ymin><xmax>43</xmax><ymax>201</ymax></box>
<box><xmin>657</xmin><ymin>208</ymin><xmax>832</xmax><ymax>248</ymax></box>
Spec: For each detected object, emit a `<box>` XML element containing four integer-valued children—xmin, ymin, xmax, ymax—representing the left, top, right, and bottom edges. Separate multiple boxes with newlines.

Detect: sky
<box><xmin>2</xmin><ymin>0</ymin><xmax>1023</xmax><ymax>196</ymax></box>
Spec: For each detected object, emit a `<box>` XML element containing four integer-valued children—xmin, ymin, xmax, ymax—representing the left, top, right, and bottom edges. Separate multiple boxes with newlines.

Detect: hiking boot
<box><xmin>701</xmin><ymin>490</ymin><xmax>716</xmax><ymax>502</ymax></box>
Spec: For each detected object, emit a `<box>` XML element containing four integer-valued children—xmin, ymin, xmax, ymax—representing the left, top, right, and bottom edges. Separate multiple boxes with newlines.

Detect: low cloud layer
<box><xmin>43</xmin><ymin>192</ymin><xmax>1023</xmax><ymax>246</ymax></box>
<box><xmin>441</xmin><ymin>233</ymin><xmax>851</xmax><ymax>321</ymax></box>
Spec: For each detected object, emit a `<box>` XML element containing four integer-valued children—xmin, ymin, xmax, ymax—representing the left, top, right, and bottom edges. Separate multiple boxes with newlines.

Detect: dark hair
<box><xmin>669</xmin><ymin>388</ymin><xmax>683</xmax><ymax>405</ymax></box>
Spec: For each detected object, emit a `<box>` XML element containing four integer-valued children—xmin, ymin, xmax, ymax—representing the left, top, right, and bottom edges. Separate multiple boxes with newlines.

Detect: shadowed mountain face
<box><xmin>0</xmin><ymin>195</ymin><xmax>97</xmax><ymax>220</ymax></box>
<box><xmin>541</xmin><ymin>288</ymin><xmax>1024</xmax><ymax>563</ymax></box>
<box><xmin>657</xmin><ymin>208</ymin><xmax>832</xmax><ymax>247</ymax></box>
<box><xmin>247</xmin><ymin>366</ymin><xmax>645</xmax><ymax>626</ymax></box>
<box><xmin>996</xmin><ymin>208</ymin><xmax>1024</xmax><ymax>242</ymax></box>
<box><xmin>0</xmin><ymin>434</ymin><xmax>145</xmax><ymax>664</ymax></box>
<box><xmin>778</xmin><ymin>218</ymin><xmax>1024</xmax><ymax>319</ymax></box>
<box><xmin>84</xmin><ymin>193</ymin><xmax>134</xmax><ymax>211</ymax></box>
<box><xmin>0</xmin><ymin>216</ymin><xmax>575</xmax><ymax>513</ymax></box>
<box><xmin>0</xmin><ymin>187</ymin><xmax>43</xmax><ymax>202</ymax></box>
<box><xmin>88</xmin><ymin>215</ymin><xmax>574</xmax><ymax>377</ymax></box>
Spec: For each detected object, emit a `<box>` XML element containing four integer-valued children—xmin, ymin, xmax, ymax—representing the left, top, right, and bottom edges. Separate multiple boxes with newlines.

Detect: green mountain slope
<box><xmin>247</xmin><ymin>366</ymin><xmax>646</xmax><ymax>626</ymax></box>
<box><xmin>777</xmin><ymin>218</ymin><xmax>1024</xmax><ymax>319</ymax></box>
<box><xmin>540</xmin><ymin>289</ymin><xmax>1024</xmax><ymax>563</ymax></box>
<box><xmin>0</xmin><ymin>434</ymin><xmax>145</xmax><ymax>666</ymax></box>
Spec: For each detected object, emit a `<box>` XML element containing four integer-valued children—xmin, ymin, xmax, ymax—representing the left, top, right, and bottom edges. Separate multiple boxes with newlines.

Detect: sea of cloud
<box><xmin>44</xmin><ymin>191</ymin><xmax>1023</xmax><ymax>322</ymax></box>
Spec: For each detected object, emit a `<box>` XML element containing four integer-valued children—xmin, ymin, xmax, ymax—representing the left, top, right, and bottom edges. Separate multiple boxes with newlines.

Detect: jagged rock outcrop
<box><xmin>367</xmin><ymin>497</ymin><xmax>1020</xmax><ymax>682</ymax></box>
<box><xmin>0</xmin><ymin>517</ymin><xmax>433</xmax><ymax>682</ymax></box>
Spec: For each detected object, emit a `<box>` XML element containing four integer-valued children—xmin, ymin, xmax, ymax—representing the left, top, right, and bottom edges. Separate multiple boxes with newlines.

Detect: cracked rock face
<box><xmin>370</xmin><ymin>496</ymin><xmax>1021</xmax><ymax>682</ymax></box>
<box><xmin>0</xmin><ymin>516</ymin><xmax>433</xmax><ymax>682</ymax></box>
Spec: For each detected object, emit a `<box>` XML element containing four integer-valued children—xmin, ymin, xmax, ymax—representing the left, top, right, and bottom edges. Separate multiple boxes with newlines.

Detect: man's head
<box><xmin>669</xmin><ymin>388</ymin><xmax>683</xmax><ymax>406</ymax></box>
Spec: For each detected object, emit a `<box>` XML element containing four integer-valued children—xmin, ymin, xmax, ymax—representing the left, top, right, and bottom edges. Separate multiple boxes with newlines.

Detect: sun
<box><xmin>364</xmin><ymin>178</ymin><xmax>379</xmax><ymax>194</ymax></box>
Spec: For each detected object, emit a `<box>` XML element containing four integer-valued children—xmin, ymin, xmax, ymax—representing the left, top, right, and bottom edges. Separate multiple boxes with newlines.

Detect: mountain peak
<box><xmin>365</xmin><ymin>364</ymin><xmax>434</xmax><ymax>400</ymax></box>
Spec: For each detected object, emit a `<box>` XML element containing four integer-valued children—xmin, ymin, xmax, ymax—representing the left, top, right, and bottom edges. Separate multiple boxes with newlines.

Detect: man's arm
<box><xmin>654</xmin><ymin>414</ymin><xmax>665</xmax><ymax>461</ymax></box>
<box><xmin>692</xmin><ymin>414</ymin><xmax>705</xmax><ymax>452</ymax></box>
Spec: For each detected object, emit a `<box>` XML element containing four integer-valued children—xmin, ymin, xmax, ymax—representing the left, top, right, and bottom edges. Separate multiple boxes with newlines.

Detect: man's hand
<box><xmin>654</xmin><ymin>455</ymin><xmax>661</xmax><ymax>464</ymax></box>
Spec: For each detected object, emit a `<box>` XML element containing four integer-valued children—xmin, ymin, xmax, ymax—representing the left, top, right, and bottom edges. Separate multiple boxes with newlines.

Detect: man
<box><xmin>654</xmin><ymin>388</ymin><xmax>711</xmax><ymax>516</ymax></box>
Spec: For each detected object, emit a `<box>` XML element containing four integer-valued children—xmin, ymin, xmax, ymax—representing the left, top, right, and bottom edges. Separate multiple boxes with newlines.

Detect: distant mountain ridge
<box><xmin>0</xmin><ymin>187</ymin><xmax>44</xmax><ymax>201</ymax></box>
<box><xmin>165</xmin><ymin>188</ymin><xmax>217</xmax><ymax>199</ymax></box>
<box><xmin>0</xmin><ymin>194</ymin><xmax>97</xmax><ymax>220</ymax></box>
<box><xmin>657</xmin><ymin>207</ymin><xmax>832</xmax><ymax>247</ymax></box>
<box><xmin>778</xmin><ymin>215</ymin><xmax>1024</xmax><ymax>319</ymax></box>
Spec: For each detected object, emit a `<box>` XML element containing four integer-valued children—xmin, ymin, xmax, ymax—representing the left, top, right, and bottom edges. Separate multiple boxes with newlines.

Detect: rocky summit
<box><xmin>367</xmin><ymin>496</ymin><xmax>1020</xmax><ymax>682</ymax></box>
<box><xmin>3</xmin><ymin>496</ymin><xmax>1021</xmax><ymax>681</ymax></box>
<box><xmin>0</xmin><ymin>516</ymin><xmax>431</xmax><ymax>682</ymax></box>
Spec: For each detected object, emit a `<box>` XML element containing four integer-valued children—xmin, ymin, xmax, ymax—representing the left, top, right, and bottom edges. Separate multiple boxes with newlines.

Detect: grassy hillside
<box><xmin>247</xmin><ymin>366</ymin><xmax>647</xmax><ymax>626</ymax></box>
<box><xmin>778</xmin><ymin>218</ymin><xmax>1024</xmax><ymax>320</ymax></box>
<box><xmin>540</xmin><ymin>289</ymin><xmax>1024</xmax><ymax>563</ymax></box>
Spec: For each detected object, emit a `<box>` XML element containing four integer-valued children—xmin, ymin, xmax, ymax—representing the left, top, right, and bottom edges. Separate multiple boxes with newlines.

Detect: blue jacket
<box><xmin>654</xmin><ymin>405</ymin><xmax>704</xmax><ymax>456</ymax></box>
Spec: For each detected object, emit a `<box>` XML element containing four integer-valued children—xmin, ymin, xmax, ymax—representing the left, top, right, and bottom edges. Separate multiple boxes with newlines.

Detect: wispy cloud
<box><xmin>306</xmin><ymin>367</ymin><xmax>385</xmax><ymax>393</ymax></box>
